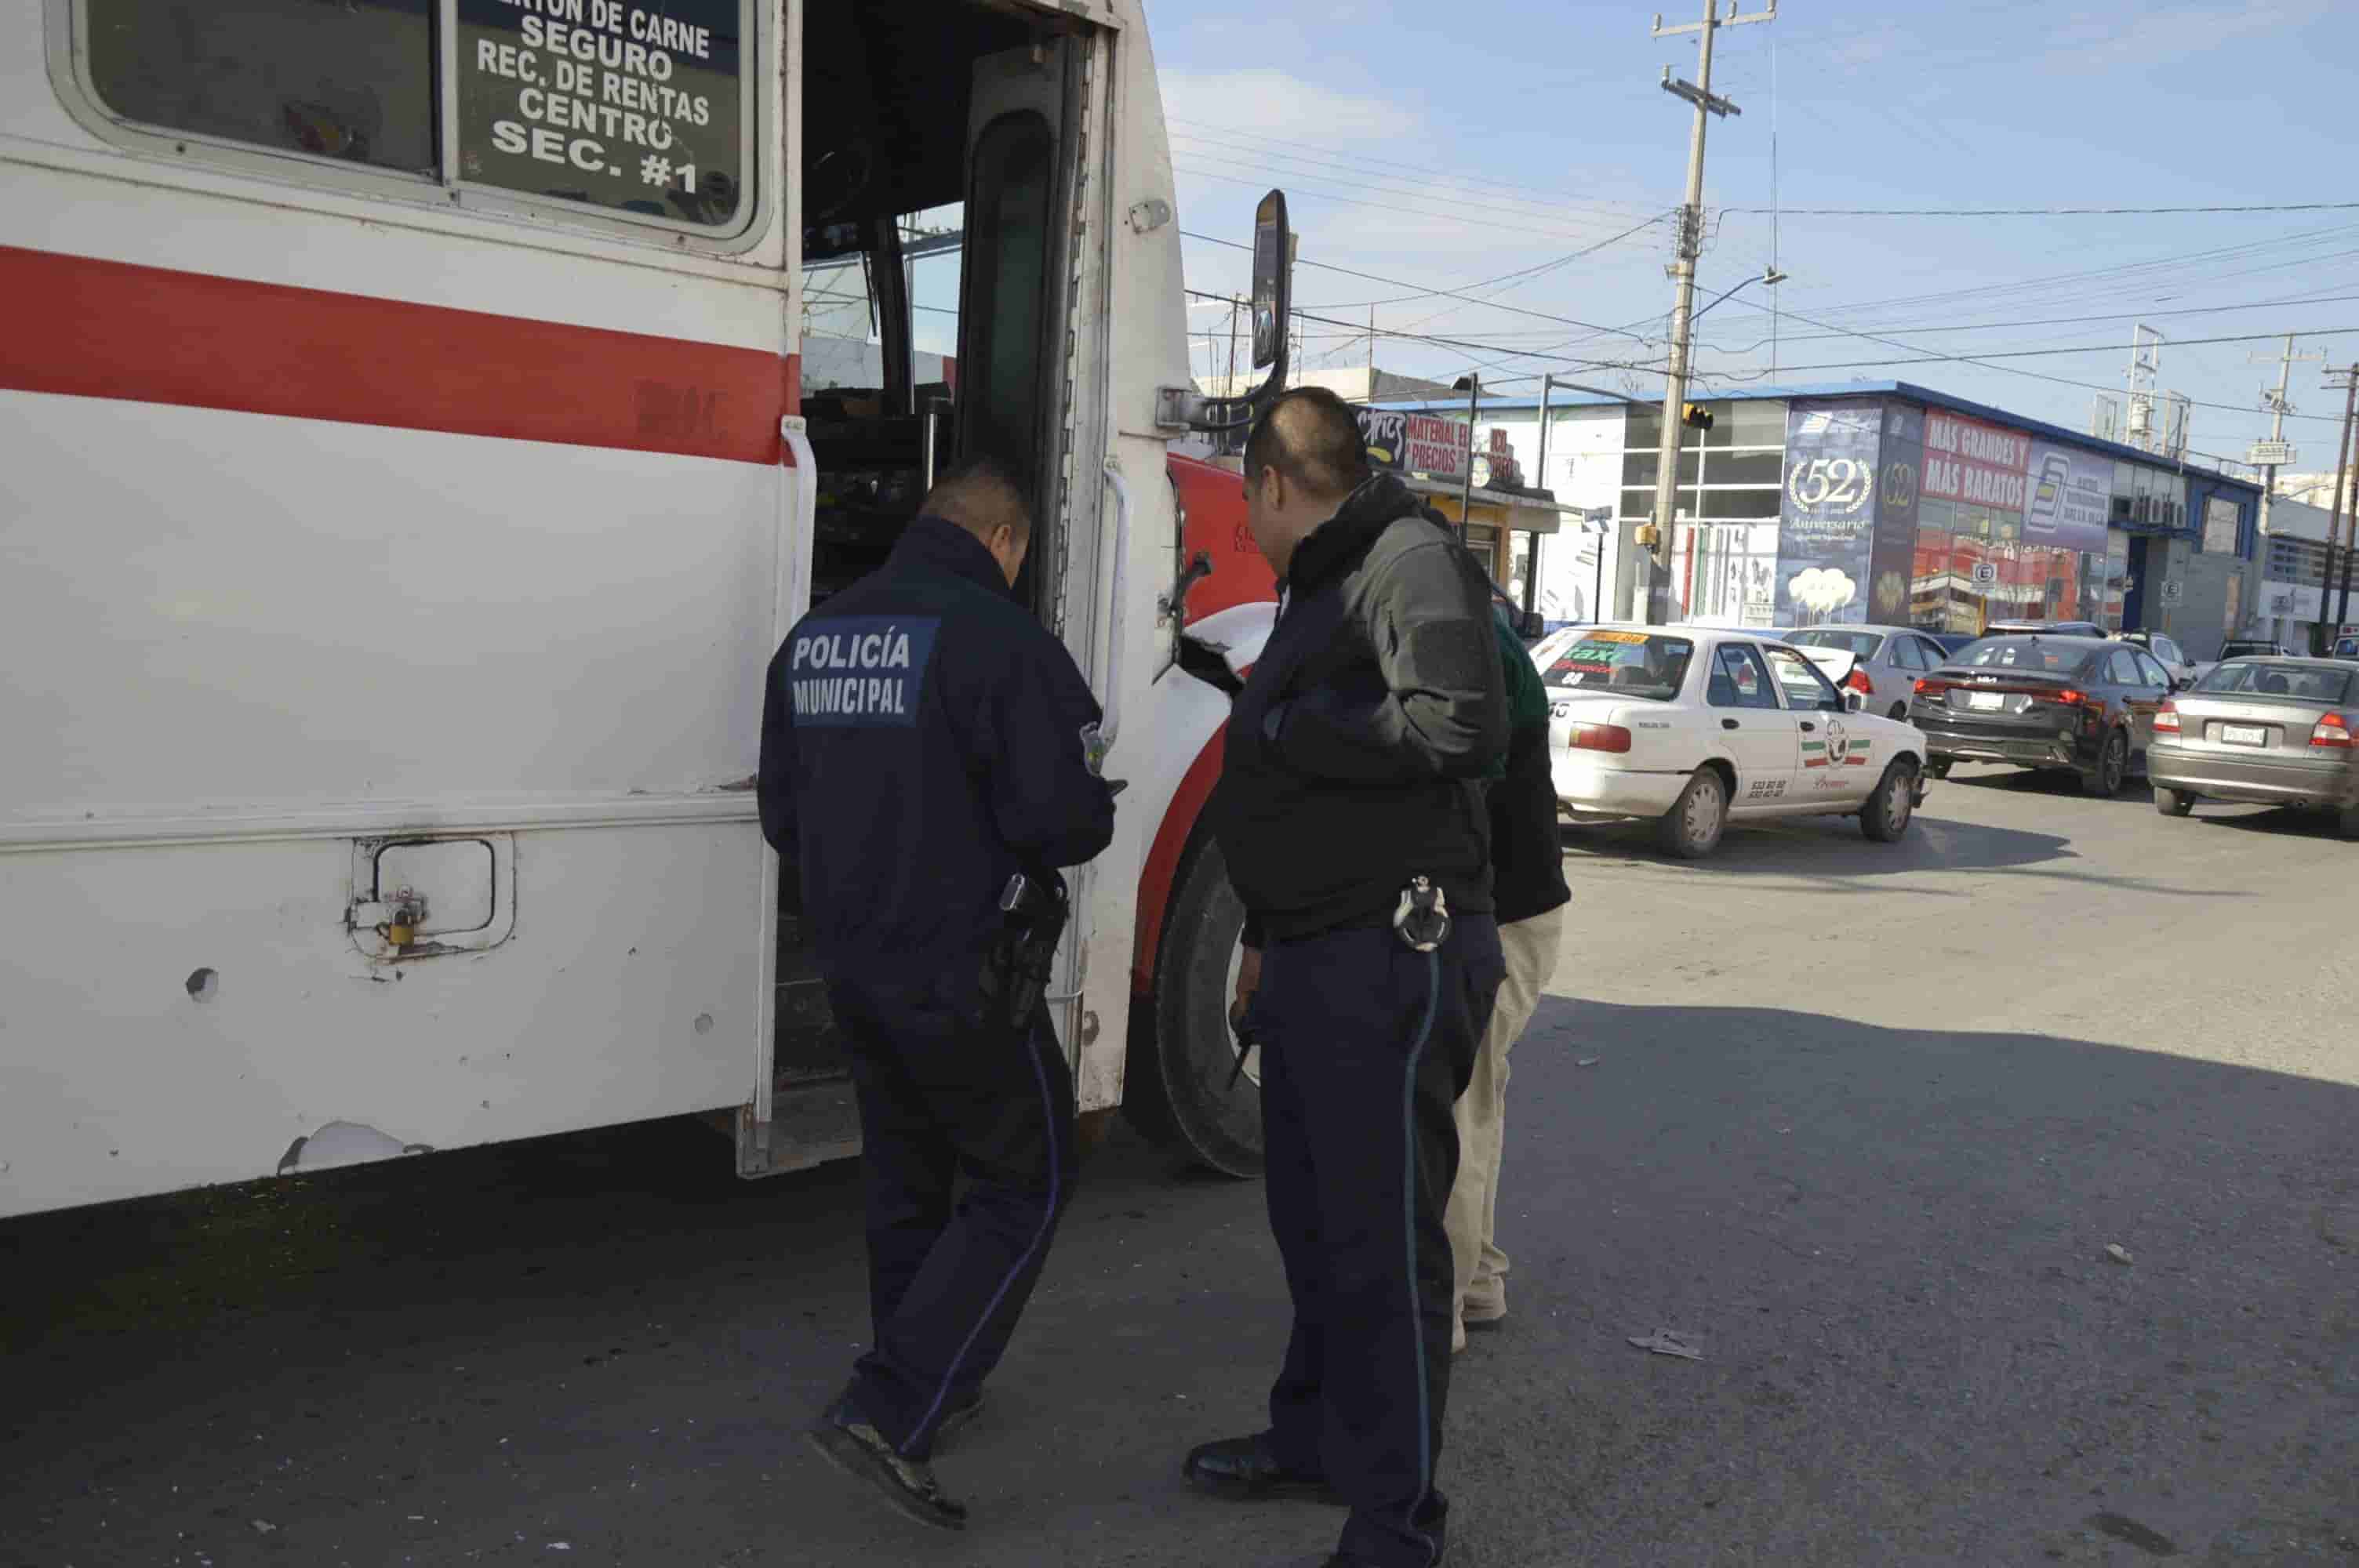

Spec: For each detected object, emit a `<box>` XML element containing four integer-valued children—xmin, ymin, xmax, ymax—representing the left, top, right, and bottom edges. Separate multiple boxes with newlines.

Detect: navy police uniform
<box><xmin>758</xmin><ymin>514</ymin><xmax>1114</xmax><ymax>1461</ymax></box>
<box><xmin>1208</xmin><ymin>473</ymin><xmax>1509</xmax><ymax>1568</ymax></box>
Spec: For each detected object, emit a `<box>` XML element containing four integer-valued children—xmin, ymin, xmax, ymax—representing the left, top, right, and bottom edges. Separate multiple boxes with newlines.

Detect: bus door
<box><xmin>750</xmin><ymin>2</ymin><xmax>1105</xmax><ymax>1174</ymax></box>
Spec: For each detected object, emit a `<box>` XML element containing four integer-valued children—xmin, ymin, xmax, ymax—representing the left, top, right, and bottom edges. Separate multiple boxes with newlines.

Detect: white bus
<box><xmin>1</xmin><ymin>0</ymin><xmax>1298</xmax><ymax>1218</ymax></box>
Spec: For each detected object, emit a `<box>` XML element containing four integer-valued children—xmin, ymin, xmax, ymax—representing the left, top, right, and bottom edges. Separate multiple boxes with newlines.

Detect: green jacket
<box><xmin>1485</xmin><ymin>609</ymin><xmax>1548</xmax><ymax>778</ymax></box>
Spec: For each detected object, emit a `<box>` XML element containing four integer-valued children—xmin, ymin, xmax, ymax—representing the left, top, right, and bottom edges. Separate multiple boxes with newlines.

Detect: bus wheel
<box><xmin>1125</xmin><ymin>837</ymin><xmax>1265</xmax><ymax>1178</ymax></box>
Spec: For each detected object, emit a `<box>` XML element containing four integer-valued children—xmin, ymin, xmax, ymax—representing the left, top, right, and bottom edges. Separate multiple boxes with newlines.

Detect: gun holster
<box><xmin>976</xmin><ymin>867</ymin><xmax>1069</xmax><ymax>1036</ymax></box>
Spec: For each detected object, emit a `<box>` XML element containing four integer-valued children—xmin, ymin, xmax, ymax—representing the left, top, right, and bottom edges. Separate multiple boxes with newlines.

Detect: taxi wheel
<box><xmin>2154</xmin><ymin>786</ymin><xmax>2195</xmax><ymax>818</ymax></box>
<box><xmin>1125</xmin><ymin>837</ymin><xmax>1264</xmax><ymax>1178</ymax></box>
<box><xmin>1655</xmin><ymin>767</ymin><xmax>1728</xmax><ymax>859</ymax></box>
<box><xmin>1859</xmin><ymin>760</ymin><xmax>1917</xmax><ymax>843</ymax></box>
<box><xmin>2080</xmin><ymin>728</ymin><xmax>2128</xmax><ymax>798</ymax></box>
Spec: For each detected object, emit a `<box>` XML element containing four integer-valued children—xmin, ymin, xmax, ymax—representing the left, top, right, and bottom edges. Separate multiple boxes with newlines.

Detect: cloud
<box><xmin>1159</xmin><ymin>67</ymin><xmax>1417</xmax><ymax>145</ymax></box>
<box><xmin>2037</xmin><ymin>0</ymin><xmax>2328</xmax><ymax>70</ymax></box>
<box><xmin>1828</xmin><ymin>21</ymin><xmax>1906</xmax><ymax>69</ymax></box>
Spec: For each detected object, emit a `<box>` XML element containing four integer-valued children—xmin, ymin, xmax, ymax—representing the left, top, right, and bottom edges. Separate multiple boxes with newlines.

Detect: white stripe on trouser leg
<box><xmin>899</xmin><ymin>1023</ymin><xmax>1063</xmax><ymax>1454</ymax></box>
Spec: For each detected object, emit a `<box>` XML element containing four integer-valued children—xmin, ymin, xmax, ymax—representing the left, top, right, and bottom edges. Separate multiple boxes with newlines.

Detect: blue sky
<box><xmin>1152</xmin><ymin>0</ymin><xmax>2359</xmax><ymax>472</ymax></box>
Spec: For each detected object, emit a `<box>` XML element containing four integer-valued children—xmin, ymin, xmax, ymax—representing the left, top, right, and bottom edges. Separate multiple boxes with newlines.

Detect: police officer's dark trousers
<box><xmin>827</xmin><ymin>975</ymin><xmax>1078</xmax><ymax>1460</ymax></box>
<box><xmin>1256</xmin><ymin>913</ymin><xmax>1504</xmax><ymax>1567</ymax></box>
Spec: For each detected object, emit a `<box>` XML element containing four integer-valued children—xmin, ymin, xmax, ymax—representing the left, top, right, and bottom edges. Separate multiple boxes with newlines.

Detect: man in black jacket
<box><xmin>1182</xmin><ymin>388</ymin><xmax>1507</xmax><ymax>1568</ymax></box>
<box><xmin>758</xmin><ymin>459</ymin><xmax>1115</xmax><ymax>1531</ymax></box>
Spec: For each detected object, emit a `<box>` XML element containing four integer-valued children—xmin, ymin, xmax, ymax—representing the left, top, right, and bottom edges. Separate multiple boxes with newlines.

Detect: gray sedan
<box><xmin>2148</xmin><ymin>658</ymin><xmax>2359</xmax><ymax>835</ymax></box>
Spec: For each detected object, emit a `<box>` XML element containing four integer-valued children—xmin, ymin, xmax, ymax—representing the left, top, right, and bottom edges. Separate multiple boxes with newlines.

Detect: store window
<box><xmin>1706</xmin><ymin>398</ymin><xmax>1790</xmax><ymax>449</ymax></box>
<box><xmin>1670</xmin><ymin>521</ymin><xmax>1779</xmax><ymax>626</ymax></box>
<box><xmin>2102</xmin><ymin>532</ymin><xmax>2130</xmax><ymax>628</ymax></box>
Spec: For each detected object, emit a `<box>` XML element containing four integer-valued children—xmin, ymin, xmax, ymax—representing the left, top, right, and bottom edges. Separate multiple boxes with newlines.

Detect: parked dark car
<box><xmin>1910</xmin><ymin>635</ymin><xmax>2176</xmax><ymax>795</ymax></box>
<box><xmin>2148</xmin><ymin>659</ymin><xmax>2359</xmax><ymax>834</ymax></box>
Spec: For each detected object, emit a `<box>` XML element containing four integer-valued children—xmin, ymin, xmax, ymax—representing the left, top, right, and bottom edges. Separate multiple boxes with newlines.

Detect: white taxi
<box><xmin>1537</xmin><ymin>624</ymin><xmax>1932</xmax><ymax>858</ymax></box>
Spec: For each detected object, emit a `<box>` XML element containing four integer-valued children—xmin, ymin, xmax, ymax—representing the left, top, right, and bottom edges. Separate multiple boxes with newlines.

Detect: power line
<box><xmin>1167</xmin><ymin>126</ymin><xmax>1658</xmax><ymax>228</ymax></box>
<box><xmin>1697</xmin><ymin>289</ymin><xmax>2356</xmax><ymax>426</ymax></box>
<box><xmin>1170</xmin><ymin>158</ymin><xmax>1659</xmax><ymax>247</ymax></box>
<box><xmin>1181</xmin><ymin>230</ymin><xmax>1663</xmax><ymax>345</ymax></box>
<box><xmin>1165</xmin><ymin>116</ymin><xmax>1664</xmax><ymax>218</ymax></box>
<box><xmin>1692</xmin><ymin>290</ymin><xmax>2359</xmax><ymax>355</ymax></box>
<box><xmin>1696</xmin><ymin>325</ymin><xmax>2359</xmax><ymax>378</ymax></box>
<box><xmin>1169</xmin><ymin>143</ymin><xmax>1653</xmax><ymax>239</ymax></box>
<box><xmin>1724</xmin><ymin>200</ymin><xmax>2359</xmax><ymax>217</ymax></box>
<box><xmin>1180</xmin><ymin>288</ymin><xmax>1662</xmax><ymax>376</ymax></box>
<box><xmin>1385</xmin><ymin>213</ymin><xmax>1677</xmax><ymax>338</ymax></box>
<box><xmin>1742</xmin><ymin>222</ymin><xmax>2359</xmax><ymax>331</ymax></box>
<box><xmin>1303</xmin><ymin>214</ymin><xmax>1672</xmax><ymax>312</ymax></box>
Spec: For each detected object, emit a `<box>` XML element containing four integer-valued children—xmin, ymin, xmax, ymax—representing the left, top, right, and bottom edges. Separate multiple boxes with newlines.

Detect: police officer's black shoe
<box><xmin>1182</xmin><ymin>1431</ymin><xmax>1347</xmax><ymax>1504</ymax></box>
<box><xmin>806</xmin><ymin>1392</ymin><xmax>969</xmax><ymax>1531</ymax></box>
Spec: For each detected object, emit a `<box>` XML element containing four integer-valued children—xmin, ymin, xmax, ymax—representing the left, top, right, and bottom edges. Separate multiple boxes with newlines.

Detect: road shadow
<box><xmin>1558</xmin><ymin>766</ymin><xmax>2258</xmax><ymax>900</ymax></box>
<box><xmin>2182</xmin><ymin>803</ymin><xmax>2357</xmax><ymax>842</ymax></box>
<box><xmin>1561</xmin><ymin>808</ymin><xmax>2073</xmax><ymax>887</ymax></box>
<box><xmin>3</xmin><ymin>1004</ymin><xmax>2354</xmax><ymax>1566</ymax></box>
<box><xmin>1939</xmin><ymin>761</ymin><xmax>2155</xmax><ymax>800</ymax></box>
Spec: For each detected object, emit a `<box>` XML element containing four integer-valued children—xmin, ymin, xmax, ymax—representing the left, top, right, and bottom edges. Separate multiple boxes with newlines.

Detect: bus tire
<box><xmin>1125</xmin><ymin>836</ymin><xmax>1265</xmax><ymax>1178</ymax></box>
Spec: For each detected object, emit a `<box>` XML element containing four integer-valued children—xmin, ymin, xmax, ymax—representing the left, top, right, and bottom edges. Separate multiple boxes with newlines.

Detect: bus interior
<box><xmin>779</xmin><ymin>1</ymin><xmax>1091</xmax><ymax>1084</ymax></box>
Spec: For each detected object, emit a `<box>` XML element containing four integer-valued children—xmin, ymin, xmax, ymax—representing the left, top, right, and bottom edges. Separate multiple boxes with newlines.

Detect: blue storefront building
<box><xmin>1374</xmin><ymin>381</ymin><xmax>2265</xmax><ymax>659</ymax></box>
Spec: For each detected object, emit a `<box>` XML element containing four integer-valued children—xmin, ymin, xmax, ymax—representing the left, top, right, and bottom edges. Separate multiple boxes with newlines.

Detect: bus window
<box><xmin>955</xmin><ymin>111</ymin><xmax>1053</xmax><ymax>479</ymax></box>
<box><xmin>85</xmin><ymin>0</ymin><xmax>436</xmax><ymax>175</ymax></box>
<box><xmin>75</xmin><ymin>0</ymin><xmax>756</xmax><ymax>238</ymax></box>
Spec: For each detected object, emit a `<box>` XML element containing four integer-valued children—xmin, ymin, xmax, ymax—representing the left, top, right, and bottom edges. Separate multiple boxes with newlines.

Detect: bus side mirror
<box><xmin>1158</xmin><ymin>190</ymin><xmax>1293</xmax><ymax>434</ymax></box>
<box><xmin>1249</xmin><ymin>190</ymin><xmax>1292</xmax><ymax>387</ymax></box>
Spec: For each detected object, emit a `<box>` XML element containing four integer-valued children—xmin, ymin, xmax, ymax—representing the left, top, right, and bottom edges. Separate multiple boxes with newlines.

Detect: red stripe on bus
<box><xmin>0</xmin><ymin>245</ymin><xmax>793</xmax><ymax>463</ymax></box>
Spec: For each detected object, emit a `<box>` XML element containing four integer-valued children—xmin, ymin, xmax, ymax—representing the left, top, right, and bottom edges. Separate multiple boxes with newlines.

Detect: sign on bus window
<box><xmin>453</xmin><ymin>0</ymin><xmax>749</xmax><ymax>229</ymax></box>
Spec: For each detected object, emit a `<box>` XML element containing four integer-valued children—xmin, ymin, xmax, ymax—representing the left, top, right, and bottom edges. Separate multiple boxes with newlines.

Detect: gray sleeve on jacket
<box><xmin>1273</xmin><ymin>535</ymin><xmax>1507</xmax><ymax>782</ymax></box>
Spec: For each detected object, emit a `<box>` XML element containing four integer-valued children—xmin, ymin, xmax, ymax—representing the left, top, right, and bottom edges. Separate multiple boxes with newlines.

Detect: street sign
<box><xmin>2161</xmin><ymin>579</ymin><xmax>2185</xmax><ymax>606</ymax></box>
<box><xmin>2248</xmin><ymin>439</ymin><xmax>2295</xmax><ymax>466</ymax></box>
<box><xmin>1970</xmin><ymin>561</ymin><xmax>1998</xmax><ymax>584</ymax></box>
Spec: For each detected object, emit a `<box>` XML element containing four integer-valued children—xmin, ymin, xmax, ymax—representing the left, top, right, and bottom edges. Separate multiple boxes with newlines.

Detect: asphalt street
<box><xmin>4</xmin><ymin>765</ymin><xmax>2356</xmax><ymax>1567</ymax></box>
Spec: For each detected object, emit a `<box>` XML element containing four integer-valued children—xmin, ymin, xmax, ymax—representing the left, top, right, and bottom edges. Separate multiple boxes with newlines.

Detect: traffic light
<box><xmin>1681</xmin><ymin>401</ymin><xmax>1714</xmax><ymax>431</ymax></box>
<box><xmin>1634</xmin><ymin>521</ymin><xmax>1664</xmax><ymax>564</ymax></box>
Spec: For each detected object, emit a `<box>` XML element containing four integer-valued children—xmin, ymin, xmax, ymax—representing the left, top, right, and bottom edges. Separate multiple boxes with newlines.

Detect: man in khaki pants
<box><xmin>1448</xmin><ymin>610</ymin><xmax>1569</xmax><ymax>1352</ymax></box>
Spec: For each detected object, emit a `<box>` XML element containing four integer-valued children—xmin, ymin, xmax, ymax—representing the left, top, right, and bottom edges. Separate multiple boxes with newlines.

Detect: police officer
<box><xmin>1183</xmin><ymin>388</ymin><xmax>1507</xmax><ymax>1568</ymax></box>
<box><xmin>758</xmin><ymin>459</ymin><xmax>1115</xmax><ymax>1531</ymax></box>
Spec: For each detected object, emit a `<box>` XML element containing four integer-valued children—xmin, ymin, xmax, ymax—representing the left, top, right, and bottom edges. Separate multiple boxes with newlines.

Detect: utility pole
<box><xmin>2248</xmin><ymin>335</ymin><xmax>2324</xmax><ymax>624</ymax></box>
<box><xmin>2326</xmin><ymin>365</ymin><xmax>2359</xmax><ymax>643</ymax></box>
<box><xmin>1643</xmin><ymin>0</ymin><xmax>1775</xmax><ymax>624</ymax></box>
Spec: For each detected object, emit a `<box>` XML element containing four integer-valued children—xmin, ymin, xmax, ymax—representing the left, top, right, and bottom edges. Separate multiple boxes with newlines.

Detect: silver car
<box><xmin>2148</xmin><ymin>658</ymin><xmax>2359</xmax><ymax>835</ymax></box>
<box><xmin>1783</xmin><ymin>625</ymin><xmax>1955</xmax><ymax>722</ymax></box>
<box><xmin>2117</xmin><ymin>629</ymin><xmax>2197</xmax><ymax>688</ymax></box>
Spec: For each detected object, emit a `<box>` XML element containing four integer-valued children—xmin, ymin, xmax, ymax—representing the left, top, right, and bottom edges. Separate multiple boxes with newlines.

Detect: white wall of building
<box><xmin>1453</xmin><ymin>404</ymin><xmax>1627</xmax><ymax>622</ymax></box>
